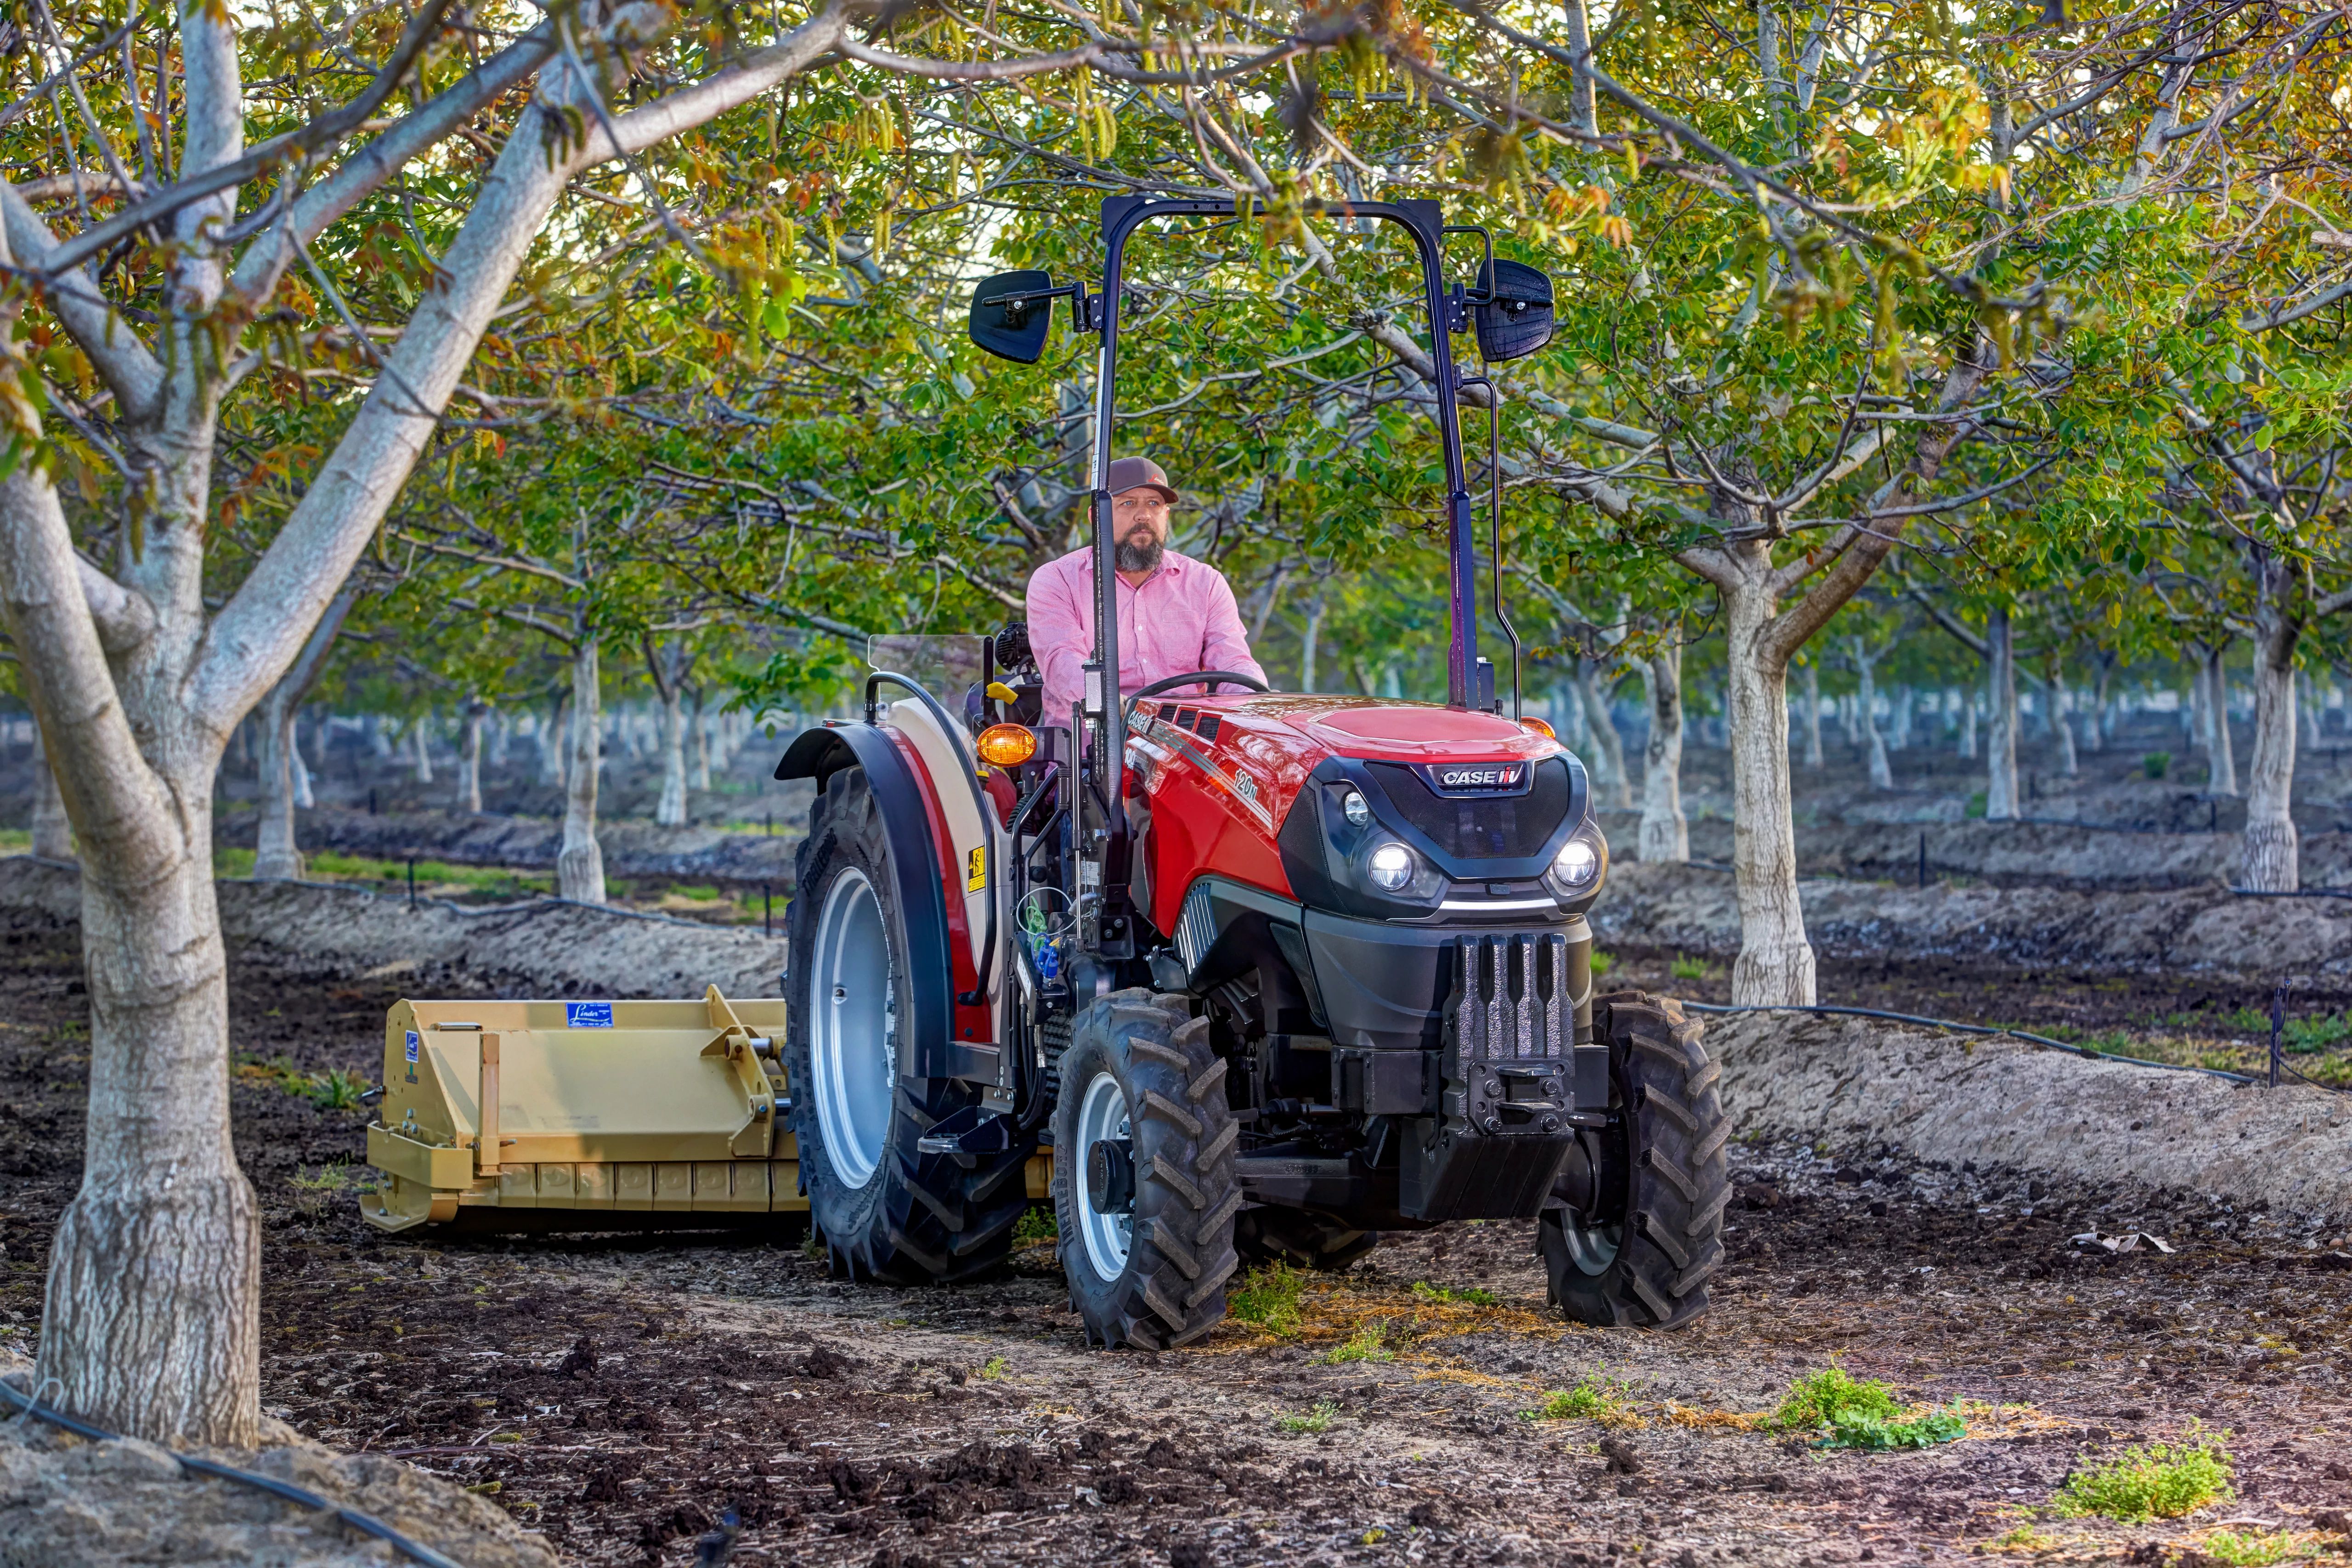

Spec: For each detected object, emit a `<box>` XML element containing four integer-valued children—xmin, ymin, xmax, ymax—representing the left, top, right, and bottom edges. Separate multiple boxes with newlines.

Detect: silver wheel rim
<box><xmin>810</xmin><ymin>868</ymin><xmax>895</xmax><ymax>1189</ymax></box>
<box><xmin>1560</xmin><ymin>1217</ymin><xmax>1621</xmax><ymax>1277</ymax></box>
<box><xmin>1074</xmin><ymin>1070</ymin><xmax>1133</xmax><ymax>1281</ymax></box>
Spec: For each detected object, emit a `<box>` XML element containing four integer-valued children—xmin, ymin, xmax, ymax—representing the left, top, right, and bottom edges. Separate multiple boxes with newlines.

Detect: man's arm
<box><xmin>1026</xmin><ymin>556</ymin><xmax>1091</xmax><ymax>719</ymax></box>
<box><xmin>1199</xmin><ymin>570</ymin><xmax>1270</xmax><ymax>690</ymax></box>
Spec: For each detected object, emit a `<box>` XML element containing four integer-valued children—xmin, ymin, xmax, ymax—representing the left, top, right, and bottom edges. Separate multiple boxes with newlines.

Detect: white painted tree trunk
<box><xmin>559</xmin><ymin>644</ymin><xmax>605</xmax><ymax>903</ymax></box>
<box><xmin>1300</xmin><ymin>594</ymin><xmax>1323</xmax><ymax>694</ymax></box>
<box><xmin>1801</xmin><ymin>660</ymin><xmax>1824</xmax><ymax>767</ymax></box>
<box><xmin>289</xmin><ymin>731</ymin><xmax>312</xmax><ymax>811</ymax></box>
<box><xmin>1960</xmin><ymin>690</ymin><xmax>1977</xmax><ymax>759</ymax></box>
<box><xmin>1577</xmin><ymin>661</ymin><xmax>1633</xmax><ymax>810</ymax></box>
<box><xmin>1985</xmin><ymin>609</ymin><xmax>2018</xmax><ymax>820</ymax></box>
<box><xmin>1889</xmin><ymin>686</ymin><xmax>1912</xmax><ymax>751</ymax></box>
<box><xmin>459</xmin><ymin>700</ymin><xmax>486</xmax><ymax>815</ymax></box>
<box><xmin>1852</xmin><ymin>638</ymin><xmax>1891</xmax><ymax>790</ymax></box>
<box><xmin>30</xmin><ymin>727</ymin><xmax>72</xmax><ymax>860</ymax></box>
<box><xmin>488</xmin><ymin>710</ymin><xmax>510</xmax><ymax>769</ymax></box>
<box><xmin>2204</xmin><ymin>647</ymin><xmax>2239</xmax><ymax>797</ymax></box>
<box><xmin>691</xmin><ymin>694</ymin><xmax>713</xmax><ymax>790</ymax></box>
<box><xmin>656</xmin><ymin>683</ymin><xmax>688</xmax><ymax>828</ymax></box>
<box><xmin>539</xmin><ymin>699</ymin><xmax>568</xmax><ymax>787</ymax></box>
<box><xmin>1637</xmin><ymin>645</ymin><xmax>1688</xmax><ymax>863</ymax></box>
<box><xmin>253</xmin><ymin>593</ymin><xmax>351</xmax><ymax>881</ymax></box>
<box><xmin>2051</xmin><ymin>675</ymin><xmax>2079</xmax><ymax>777</ymax></box>
<box><xmin>2241</xmin><ymin>607</ymin><xmax>2300</xmax><ymax>892</ymax></box>
<box><xmin>370</xmin><ymin>713</ymin><xmax>393</xmax><ymax>759</ymax></box>
<box><xmin>1723</xmin><ymin>579</ymin><xmax>1815</xmax><ymax>1005</ymax></box>
<box><xmin>410</xmin><ymin>717</ymin><xmax>434</xmax><ymax>784</ymax></box>
<box><xmin>2300</xmin><ymin>669</ymin><xmax>2321</xmax><ymax>751</ymax></box>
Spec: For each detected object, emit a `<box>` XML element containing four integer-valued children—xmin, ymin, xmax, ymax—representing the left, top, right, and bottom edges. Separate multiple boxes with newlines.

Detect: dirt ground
<box><xmin>4</xmin><ymin>906</ymin><xmax>2350</xmax><ymax>1568</ymax></box>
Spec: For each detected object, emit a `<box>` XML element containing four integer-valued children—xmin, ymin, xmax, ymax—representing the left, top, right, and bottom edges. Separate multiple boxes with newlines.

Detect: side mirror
<box><xmin>969</xmin><ymin>270</ymin><xmax>1055</xmax><ymax>363</ymax></box>
<box><xmin>1473</xmin><ymin>258</ymin><xmax>1555</xmax><ymax>362</ymax></box>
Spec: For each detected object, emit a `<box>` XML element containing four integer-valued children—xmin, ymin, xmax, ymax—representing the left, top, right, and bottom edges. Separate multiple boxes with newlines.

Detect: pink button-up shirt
<box><xmin>1026</xmin><ymin>547</ymin><xmax>1267</xmax><ymax>718</ymax></box>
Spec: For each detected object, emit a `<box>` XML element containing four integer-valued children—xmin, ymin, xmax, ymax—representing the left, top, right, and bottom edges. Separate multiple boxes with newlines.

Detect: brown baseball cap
<box><xmin>1105</xmin><ymin>456</ymin><xmax>1180</xmax><ymax>505</ymax></box>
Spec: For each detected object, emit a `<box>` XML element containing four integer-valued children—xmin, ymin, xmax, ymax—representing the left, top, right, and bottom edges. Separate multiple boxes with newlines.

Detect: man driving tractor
<box><xmin>1026</xmin><ymin>456</ymin><xmax>1266</xmax><ymax>715</ymax></box>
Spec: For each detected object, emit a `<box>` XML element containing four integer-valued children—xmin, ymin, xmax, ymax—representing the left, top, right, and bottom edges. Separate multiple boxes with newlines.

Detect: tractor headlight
<box><xmin>1367</xmin><ymin>841</ymin><xmax>1417</xmax><ymax>892</ymax></box>
<box><xmin>1544</xmin><ymin>823</ymin><xmax>1609</xmax><ymax>899</ymax></box>
<box><xmin>1341</xmin><ymin>789</ymin><xmax>1371</xmax><ymax>827</ymax></box>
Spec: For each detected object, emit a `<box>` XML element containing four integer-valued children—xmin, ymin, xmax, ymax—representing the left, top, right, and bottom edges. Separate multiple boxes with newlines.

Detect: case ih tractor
<box><xmin>774</xmin><ymin>196</ymin><xmax>1727</xmax><ymax>1346</ymax></box>
<box><xmin>359</xmin><ymin>196</ymin><xmax>1726</xmax><ymax>1347</ymax></box>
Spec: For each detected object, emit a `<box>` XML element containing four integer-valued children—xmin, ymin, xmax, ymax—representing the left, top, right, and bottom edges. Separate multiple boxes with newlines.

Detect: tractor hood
<box><xmin>1281</xmin><ymin>699</ymin><xmax>1561</xmax><ymax>766</ymax></box>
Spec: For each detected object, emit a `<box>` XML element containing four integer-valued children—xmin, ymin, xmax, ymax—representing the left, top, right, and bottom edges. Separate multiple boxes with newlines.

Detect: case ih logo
<box><xmin>1425</xmin><ymin>763</ymin><xmax>1526</xmax><ymax>792</ymax></box>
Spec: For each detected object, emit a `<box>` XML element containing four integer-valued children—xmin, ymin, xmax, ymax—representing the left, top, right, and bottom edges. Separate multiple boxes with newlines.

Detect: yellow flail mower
<box><xmin>362</xmin><ymin>987</ymin><xmax>977</xmax><ymax>1234</ymax></box>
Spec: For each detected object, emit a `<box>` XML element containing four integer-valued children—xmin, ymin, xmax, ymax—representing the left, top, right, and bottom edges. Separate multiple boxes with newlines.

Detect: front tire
<box><xmin>785</xmin><ymin>765</ymin><xmax>1029</xmax><ymax>1284</ymax></box>
<box><xmin>1052</xmin><ymin>991</ymin><xmax>1241</xmax><ymax>1347</ymax></box>
<box><xmin>1540</xmin><ymin>991</ymin><xmax>1729</xmax><ymax>1329</ymax></box>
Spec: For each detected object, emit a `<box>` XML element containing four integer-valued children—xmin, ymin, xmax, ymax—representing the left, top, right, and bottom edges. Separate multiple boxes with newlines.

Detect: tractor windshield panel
<box><xmin>1103</xmin><ymin>213</ymin><xmax>1468</xmax><ymax>694</ymax></box>
<box><xmin>869</xmin><ymin>634</ymin><xmax>989</xmax><ymax>705</ymax></box>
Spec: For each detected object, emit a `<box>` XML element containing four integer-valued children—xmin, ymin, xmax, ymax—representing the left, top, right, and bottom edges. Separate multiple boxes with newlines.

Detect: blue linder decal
<box><xmin>567</xmin><ymin>1001</ymin><xmax>615</xmax><ymax>1029</ymax></box>
<box><xmin>405</xmin><ymin>1030</ymin><xmax>420</xmax><ymax>1063</ymax></box>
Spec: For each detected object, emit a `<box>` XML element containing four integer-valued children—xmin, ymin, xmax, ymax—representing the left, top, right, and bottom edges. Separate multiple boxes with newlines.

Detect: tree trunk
<box><xmin>289</xmin><ymin>723</ymin><xmax>313</xmax><ymax>810</ymax></box>
<box><xmin>2051</xmin><ymin>673</ymin><xmax>2079</xmax><ymax>778</ymax></box>
<box><xmin>1853</xmin><ymin>639</ymin><xmax>1891</xmax><ymax>790</ymax></box>
<box><xmin>253</xmin><ymin>591</ymin><xmax>352</xmax><ymax>881</ymax></box>
<box><xmin>1889</xmin><ymin>685</ymin><xmax>1912</xmax><ymax>752</ymax></box>
<box><xmin>370</xmin><ymin>713</ymin><xmax>393</xmax><ymax>759</ymax></box>
<box><xmin>656</xmin><ymin>682</ymin><xmax>688</xmax><ymax>828</ymax></box>
<box><xmin>2086</xmin><ymin>656</ymin><xmax>2113</xmax><ymax>752</ymax></box>
<box><xmin>1985</xmin><ymin>608</ymin><xmax>2019</xmax><ymax>820</ymax></box>
<box><xmin>691</xmin><ymin>691</ymin><xmax>714</xmax><ymax>790</ymax></box>
<box><xmin>1577</xmin><ymin>661</ymin><xmax>1633</xmax><ymax>809</ymax></box>
<box><xmin>1637</xmin><ymin>645</ymin><xmax>1688</xmax><ymax>863</ymax></box>
<box><xmin>2300</xmin><ymin>668</ymin><xmax>2320</xmax><ymax>751</ymax></box>
<box><xmin>30</xmin><ymin>726</ymin><xmax>72</xmax><ymax>860</ymax></box>
<box><xmin>410</xmin><ymin>716</ymin><xmax>434</xmax><ymax>784</ymax></box>
<box><xmin>1960</xmin><ymin>690</ymin><xmax>1977</xmax><ymax>759</ymax></box>
<box><xmin>2239</xmin><ymin>611</ymin><xmax>2295</xmax><ymax>893</ymax></box>
<box><xmin>540</xmin><ymin>695</ymin><xmax>568</xmax><ymax>787</ymax></box>
<box><xmin>1723</xmin><ymin>577</ymin><xmax>1815</xmax><ymax>1005</ymax></box>
<box><xmin>459</xmin><ymin>699</ymin><xmax>486</xmax><ymax>814</ymax></box>
<box><xmin>1300</xmin><ymin>593</ymin><xmax>1323</xmax><ymax>694</ymax></box>
<box><xmin>2204</xmin><ymin>646</ymin><xmax>2239</xmax><ymax>796</ymax></box>
<box><xmin>1801</xmin><ymin>660</ymin><xmax>1824</xmax><ymax>767</ymax></box>
<box><xmin>559</xmin><ymin>643</ymin><xmax>605</xmax><ymax>903</ymax></box>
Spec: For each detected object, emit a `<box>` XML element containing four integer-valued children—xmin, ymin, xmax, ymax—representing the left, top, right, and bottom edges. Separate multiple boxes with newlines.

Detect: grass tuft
<box><xmin>1523</xmin><ymin>1372</ymin><xmax>1638</xmax><ymax>1426</ymax></box>
<box><xmin>1275</xmin><ymin>1399</ymin><xmax>1338</xmax><ymax>1435</ymax></box>
<box><xmin>2190</xmin><ymin>1529</ymin><xmax>2326</xmax><ymax>1567</ymax></box>
<box><xmin>1669</xmin><ymin>953</ymin><xmax>1710</xmax><ymax>981</ymax></box>
<box><xmin>1316</xmin><ymin>1325</ymin><xmax>1394</xmax><ymax>1364</ymax></box>
<box><xmin>1229</xmin><ymin>1262</ymin><xmax>1306</xmax><ymax>1338</ymax></box>
<box><xmin>1012</xmin><ymin>1205</ymin><xmax>1057</xmax><ymax>1245</ymax></box>
<box><xmin>1410</xmin><ymin>1280</ymin><xmax>1499</xmax><ymax>1308</ymax></box>
<box><xmin>977</xmin><ymin>1355</ymin><xmax>1008</xmax><ymax>1380</ymax></box>
<box><xmin>1771</xmin><ymin>1365</ymin><xmax>1899</xmax><ymax>1432</ymax></box>
<box><xmin>1589</xmin><ymin>949</ymin><xmax>1616</xmax><ymax>977</ymax></box>
<box><xmin>1816</xmin><ymin>1404</ymin><xmax>1967</xmax><ymax>1451</ymax></box>
<box><xmin>2049</xmin><ymin>1426</ymin><xmax>2234</xmax><ymax>1522</ymax></box>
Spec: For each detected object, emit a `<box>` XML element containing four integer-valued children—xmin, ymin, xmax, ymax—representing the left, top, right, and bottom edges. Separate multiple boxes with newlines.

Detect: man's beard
<box><xmin>1115</xmin><ymin>535</ymin><xmax>1165</xmax><ymax>573</ymax></box>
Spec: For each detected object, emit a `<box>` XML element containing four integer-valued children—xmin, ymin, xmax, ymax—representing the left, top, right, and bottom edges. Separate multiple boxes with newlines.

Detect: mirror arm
<box><xmin>1442</xmin><ymin>223</ymin><xmax>1500</xmax><ymax>306</ymax></box>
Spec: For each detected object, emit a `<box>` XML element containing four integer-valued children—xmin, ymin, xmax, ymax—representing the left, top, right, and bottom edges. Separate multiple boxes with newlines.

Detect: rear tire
<box><xmin>1053</xmin><ymin>991</ymin><xmax>1241</xmax><ymax>1347</ymax></box>
<box><xmin>1234</xmin><ymin>1207</ymin><xmax>1380</xmax><ymax>1273</ymax></box>
<box><xmin>1540</xmin><ymin>991</ymin><xmax>1728</xmax><ymax>1329</ymax></box>
<box><xmin>785</xmin><ymin>765</ymin><xmax>1030</xmax><ymax>1284</ymax></box>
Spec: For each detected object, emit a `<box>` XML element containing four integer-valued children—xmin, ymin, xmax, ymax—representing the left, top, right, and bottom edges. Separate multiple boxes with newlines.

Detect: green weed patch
<box><xmin>2050</xmin><ymin>1427</ymin><xmax>2233</xmax><ymax>1522</ymax></box>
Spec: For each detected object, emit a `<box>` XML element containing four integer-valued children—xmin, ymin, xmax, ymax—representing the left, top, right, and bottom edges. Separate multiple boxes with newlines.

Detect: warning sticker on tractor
<box><xmin>967</xmin><ymin>846</ymin><xmax>986</xmax><ymax>892</ymax></box>
<box><xmin>566</xmin><ymin>1002</ymin><xmax>614</xmax><ymax>1029</ymax></box>
<box><xmin>404</xmin><ymin>1030</ymin><xmax>420</xmax><ymax>1063</ymax></box>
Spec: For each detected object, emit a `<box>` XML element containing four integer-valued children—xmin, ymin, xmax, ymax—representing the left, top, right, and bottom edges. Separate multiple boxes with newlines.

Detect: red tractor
<box><xmin>775</xmin><ymin>196</ymin><xmax>1726</xmax><ymax>1347</ymax></box>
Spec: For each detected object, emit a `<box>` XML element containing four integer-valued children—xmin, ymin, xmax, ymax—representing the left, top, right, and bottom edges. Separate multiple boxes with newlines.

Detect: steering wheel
<box><xmin>1124</xmin><ymin>669</ymin><xmax>1272</xmax><ymax>719</ymax></box>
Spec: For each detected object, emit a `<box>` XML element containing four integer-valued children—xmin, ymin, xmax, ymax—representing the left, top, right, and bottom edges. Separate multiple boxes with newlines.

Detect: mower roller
<box><xmin>361</xmin><ymin>196</ymin><xmax>1728</xmax><ymax>1343</ymax></box>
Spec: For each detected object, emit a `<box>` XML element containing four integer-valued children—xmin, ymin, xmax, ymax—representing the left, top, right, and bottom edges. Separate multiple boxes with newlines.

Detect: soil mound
<box><xmin>1709</xmin><ymin>1008</ymin><xmax>2352</xmax><ymax>1222</ymax></box>
<box><xmin>215</xmin><ymin>805</ymin><xmax>806</xmax><ymax>887</ymax></box>
<box><xmin>0</xmin><ymin>858</ymin><xmax>786</xmax><ymax>1000</ymax></box>
<box><xmin>1</xmin><ymin>1366</ymin><xmax>557</xmax><ymax>1568</ymax></box>
<box><xmin>1594</xmin><ymin>860</ymin><xmax>2352</xmax><ymax>982</ymax></box>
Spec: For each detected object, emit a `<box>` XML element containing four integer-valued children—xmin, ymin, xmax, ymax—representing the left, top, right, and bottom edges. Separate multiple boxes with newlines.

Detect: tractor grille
<box><xmin>1175</xmin><ymin>881</ymin><xmax>1218</xmax><ymax>974</ymax></box>
<box><xmin>1367</xmin><ymin>759</ymin><xmax>1569</xmax><ymax>860</ymax></box>
<box><xmin>1452</xmin><ymin>932</ymin><xmax>1573</xmax><ymax>1061</ymax></box>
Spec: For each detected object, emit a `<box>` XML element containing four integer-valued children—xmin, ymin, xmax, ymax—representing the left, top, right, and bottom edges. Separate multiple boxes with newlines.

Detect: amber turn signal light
<box><xmin>976</xmin><ymin>723</ymin><xmax>1039</xmax><ymax>767</ymax></box>
<box><xmin>1521</xmin><ymin>716</ymin><xmax>1557</xmax><ymax>739</ymax></box>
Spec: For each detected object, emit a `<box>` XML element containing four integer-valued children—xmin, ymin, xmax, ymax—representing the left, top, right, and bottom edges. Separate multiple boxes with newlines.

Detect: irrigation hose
<box><xmin>0</xmin><ymin>1378</ymin><xmax>468</xmax><ymax>1568</ymax></box>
